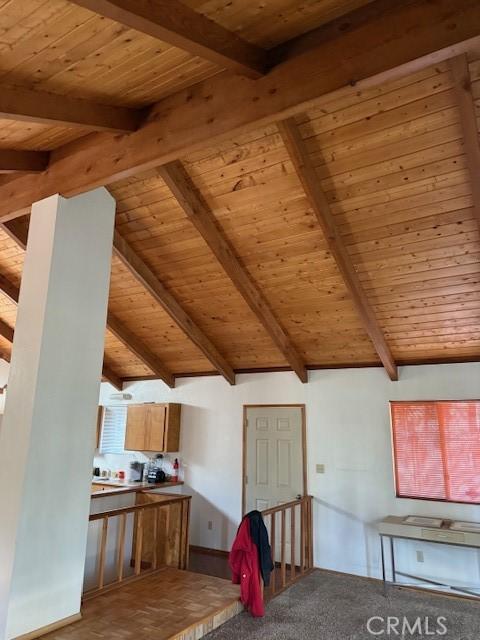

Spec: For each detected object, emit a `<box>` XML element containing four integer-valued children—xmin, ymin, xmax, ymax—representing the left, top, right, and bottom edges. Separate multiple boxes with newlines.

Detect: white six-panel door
<box><xmin>244</xmin><ymin>406</ymin><xmax>305</xmax><ymax>562</ymax></box>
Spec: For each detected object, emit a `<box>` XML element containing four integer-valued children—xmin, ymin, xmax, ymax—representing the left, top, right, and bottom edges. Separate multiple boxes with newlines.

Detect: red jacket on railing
<box><xmin>229</xmin><ymin>518</ymin><xmax>264</xmax><ymax>617</ymax></box>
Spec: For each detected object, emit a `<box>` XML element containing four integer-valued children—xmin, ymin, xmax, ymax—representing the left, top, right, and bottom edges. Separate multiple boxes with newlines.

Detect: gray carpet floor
<box><xmin>206</xmin><ymin>570</ymin><xmax>480</xmax><ymax>639</ymax></box>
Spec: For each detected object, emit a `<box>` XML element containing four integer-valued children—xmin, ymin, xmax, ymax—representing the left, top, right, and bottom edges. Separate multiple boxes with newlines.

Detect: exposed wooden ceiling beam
<box><xmin>277</xmin><ymin>117</ymin><xmax>398</xmax><ymax>381</ymax></box>
<box><xmin>2</xmin><ymin>218</ymin><xmax>176</xmax><ymax>386</ymax></box>
<box><xmin>0</xmin><ymin>221</ymin><xmax>127</xmax><ymax>391</ymax></box>
<box><xmin>113</xmin><ymin>230</ymin><xmax>236</xmax><ymax>384</ymax></box>
<box><xmin>450</xmin><ymin>54</ymin><xmax>480</xmax><ymax>228</ymax></box>
<box><xmin>159</xmin><ymin>160</ymin><xmax>308</xmax><ymax>383</ymax></box>
<box><xmin>0</xmin><ymin>318</ymin><xmax>14</xmax><ymax>344</ymax></box>
<box><xmin>69</xmin><ymin>0</ymin><xmax>267</xmax><ymax>79</ymax></box>
<box><xmin>101</xmin><ymin>364</ymin><xmax>123</xmax><ymax>390</ymax></box>
<box><xmin>2</xmin><ymin>218</ymin><xmax>201</xmax><ymax>387</ymax></box>
<box><xmin>107</xmin><ymin>312</ymin><xmax>175</xmax><ymax>388</ymax></box>
<box><xmin>0</xmin><ymin>218</ymin><xmax>28</xmax><ymax>249</ymax></box>
<box><xmin>0</xmin><ymin>0</ymin><xmax>478</xmax><ymax>221</ymax></box>
<box><xmin>0</xmin><ymin>273</ymin><xmax>19</xmax><ymax>305</ymax></box>
<box><xmin>0</xmin><ymin>270</ymin><xmax>121</xmax><ymax>387</ymax></box>
<box><xmin>0</xmin><ymin>84</ymin><xmax>142</xmax><ymax>132</ymax></box>
<box><xmin>2</xmin><ymin>217</ymin><xmax>174</xmax><ymax>387</ymax></box>
<box><xmin>272</xmin><ymin>0</ymin><xmax>410</xmax><ymax>63</ymax></box>
<box><xmin>0</xmin><ymin>149</ymin><xmax>48</xmax><ymax>173</ymax></box>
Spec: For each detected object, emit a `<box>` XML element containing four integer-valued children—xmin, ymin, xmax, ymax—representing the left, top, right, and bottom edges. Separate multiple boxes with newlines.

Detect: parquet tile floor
<box><xmin>41</xmin><ymin>568</ymin><xmax>242</xmax><ymax>640</ymax></box>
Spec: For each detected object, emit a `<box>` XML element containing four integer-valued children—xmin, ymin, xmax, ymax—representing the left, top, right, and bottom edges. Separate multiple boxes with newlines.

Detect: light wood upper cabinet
<box><xmin>124</xmin><ymin>403</ymin><xmax>181</xmax><ymax>452</ymax></box>
<box><xmin>125</xmin><ymin>405</ymin><xmax>149</xmax><ymax>451</ymax></box>
<box><xmin>147</xmin><ymin>404</ymin><xmax>167</xmax><ymax>451</ymax></box>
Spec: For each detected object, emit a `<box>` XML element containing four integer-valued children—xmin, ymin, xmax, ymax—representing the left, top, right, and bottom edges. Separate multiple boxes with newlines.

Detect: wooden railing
<box><xmin>84</xmin><ymin>494</ymin><xmax>191</xmax><ymax>598</ymax></box>
<box><xmin>262</xmin><ymin>495</ymin><xmax>313</xmax><ymax>596</ymax></box>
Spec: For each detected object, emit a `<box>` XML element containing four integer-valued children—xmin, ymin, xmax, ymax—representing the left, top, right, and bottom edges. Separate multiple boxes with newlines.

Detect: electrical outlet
<box><xmin>316</xmin><ymin>464</ymin><xmax>325</xmax><ymax>474</ymax></box>
<box><xmin>207</xmin><ymin>520</ymin><xmax>213</xmax><ymax>530</ymax></box>
<box><xmin>416</xmin><ymin>550</ymin><xmax>424</xmax><ymax>563</ymax></box>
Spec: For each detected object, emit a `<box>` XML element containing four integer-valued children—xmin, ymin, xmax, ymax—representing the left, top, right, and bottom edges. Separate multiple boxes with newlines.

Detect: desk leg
<box><xmin>390</xmin><ymin>537</ymin><xmax>396</xmax><ymax>583</ymax></box>
<box><xmin>380</xmin><ymin>535</ymin><xmax>386</xmax><ymax>596</ymax></box>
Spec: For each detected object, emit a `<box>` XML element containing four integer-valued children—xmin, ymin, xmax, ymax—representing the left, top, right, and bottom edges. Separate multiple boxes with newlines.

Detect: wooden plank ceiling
<box><xmin>0</xmin><ymin>0</ymin><xmax>479</xmax><ymax>387</ymax></box>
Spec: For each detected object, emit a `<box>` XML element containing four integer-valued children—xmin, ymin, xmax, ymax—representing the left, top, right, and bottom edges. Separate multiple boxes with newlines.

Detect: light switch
<box><xmin>316</xmin><ymin>464</ymin><xmax>325</xmax><ymax>474</ymax></box>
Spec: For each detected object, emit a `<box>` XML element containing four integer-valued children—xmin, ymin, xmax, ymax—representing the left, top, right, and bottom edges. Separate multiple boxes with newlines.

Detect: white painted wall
<box><xmin>98</xmin><ymin>362</ymin><xmax>480</xmax><ymax>589</ymax></box>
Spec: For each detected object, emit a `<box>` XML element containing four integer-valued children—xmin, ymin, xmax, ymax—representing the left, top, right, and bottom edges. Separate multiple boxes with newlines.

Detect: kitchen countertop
<box><xmin>91</xmin><ymin>479</ymin><xmax>184</xmax><ymax>498</ymax></box>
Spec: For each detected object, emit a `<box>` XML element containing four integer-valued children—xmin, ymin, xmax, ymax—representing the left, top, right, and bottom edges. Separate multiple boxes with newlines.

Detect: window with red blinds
<box><xmin>390</xmin><ymin>401</ymin><xmax>480</xmax><ymax>504</ymax></box>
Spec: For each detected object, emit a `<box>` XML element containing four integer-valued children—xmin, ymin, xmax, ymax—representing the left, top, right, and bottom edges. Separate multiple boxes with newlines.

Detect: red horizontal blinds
<box><xmin>391</xmin><ymin>402</ymin><xmax>446</xmax><ymax>500</ymax></box>
<box><xmin>438</xmin><ymin>401</ymin><xmax>480</xmax><ymax>503</ymax></box>
<box><xmin>391</xmin><ymin>401</ymin><xmax>480</xmax><ymax>504</ymax></box>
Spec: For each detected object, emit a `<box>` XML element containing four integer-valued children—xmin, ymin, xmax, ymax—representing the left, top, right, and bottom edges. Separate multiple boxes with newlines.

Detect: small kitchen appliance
<box><xmin>129</xmin><ymin>461</ymin><xmax>145</xmax><ymax>482</ymax></box>
<box><xmin>147</xmin><ymin>454</ymin><xmax>166</xmax><ymax>484</ymax></box>
<box><xmin>147</xmin><ymin>468</ymin><xmax>166</xmax><ymax>483</ymax></box>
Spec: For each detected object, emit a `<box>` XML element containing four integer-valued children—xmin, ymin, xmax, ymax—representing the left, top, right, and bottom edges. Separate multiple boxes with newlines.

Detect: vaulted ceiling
<box><xmin>0</xmin><ymin>0</ymin><xmax>479</xmax><ymax>388</ymax></box>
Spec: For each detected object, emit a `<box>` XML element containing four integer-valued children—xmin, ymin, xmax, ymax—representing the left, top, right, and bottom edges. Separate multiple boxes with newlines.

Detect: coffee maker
<box><xmin>147</xmin><ymin>454</ymin><xmax>166</xmax><ymax>484</ymax></box>
<box><xmin>129</xmin><ymin>461</ymin><xmax>145</xmax><ymax>482</ymax></box>
<box><xmin>148</xmin><ymin>467</ymin><xmax>166</xmax><ymax>483</ymax></box>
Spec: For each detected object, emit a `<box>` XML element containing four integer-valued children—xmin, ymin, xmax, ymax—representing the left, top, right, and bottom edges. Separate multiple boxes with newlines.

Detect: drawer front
<box><xmin>421</xmin><ymin>528</ymin><xmax>465</xmax><ymax>544</ymax></box>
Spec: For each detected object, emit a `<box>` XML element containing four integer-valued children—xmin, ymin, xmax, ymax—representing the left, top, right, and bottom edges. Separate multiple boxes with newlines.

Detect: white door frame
<box><xmin>242</xmin><ymin>404</ymin><xmax>307</xmax><ymax>515</ymax></box>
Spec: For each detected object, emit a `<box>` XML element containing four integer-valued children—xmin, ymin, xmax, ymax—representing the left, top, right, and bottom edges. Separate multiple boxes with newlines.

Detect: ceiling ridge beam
<box><xmin>0</xmin><ymin>0</ymin><xmax>478</xmax><ymax>221</ymax></box>
<box><xmin>158</xmin><ymin>160</ymin><xmax>308</xmax><ymax>383</ymax></box>
<box><xmin>0</xmin><ymin>0</ymin><xmax>480</xmax><ymax>221</ymax></box>
<box><xmin>450</xmin><ymin>54</ymin><xmax>480</xmax><ymax>229</ymax></box>
<box><xmin>107</xmin><ymin>312</ymin><xmax>175</xmax><ymax>388</ymax></box>
<box><xmin>0</xmin><ymin>83</ymin><xmax>142</xmax><ymax>132</ymax></box>
<box><xmin>69</xmin><ymin>0</ymin><xmax>268</xmax><ymax>79</ymax></box>
<box><xmin>277</xmin><ymin>117</ymin><xmax>398</xmax><ymax>381</ymax></box>
<box><xmin>113</xmin><ymin>229</ymin><xmax>236</xmax><ymax>384</ymax></box>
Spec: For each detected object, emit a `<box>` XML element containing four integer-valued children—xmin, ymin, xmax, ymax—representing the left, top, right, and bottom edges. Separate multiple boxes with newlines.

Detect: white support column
<box><xmin>0</xmin><ymin>189</ymin><xmax>115</xmax><ymax>640</ymax></box>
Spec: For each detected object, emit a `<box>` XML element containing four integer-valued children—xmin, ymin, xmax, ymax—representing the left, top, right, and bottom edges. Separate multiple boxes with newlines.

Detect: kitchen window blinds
<box><xmin>99</xmin><ymin>405</ymin><xmax>127</xmax><ymax>454</ymax></box>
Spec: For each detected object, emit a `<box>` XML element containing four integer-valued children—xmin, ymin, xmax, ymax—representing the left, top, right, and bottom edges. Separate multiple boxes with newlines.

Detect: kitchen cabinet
<box><xmin>124</xmin><ymin>403</ymin><xmax>181</xmax><ymax>452</ymax></box>
<box><xmin>124</xmin><ymin>405</ymin><xmax>148</xmax><ymax>450</ymax></box>
<box><xmin>91</xmin><ymin>483</ymin><xmax>108</xmax><ymax>493</ymax></box>
<box><xmin>133</xmin><ymin>492</ymin><xmax>190</xmax><ymax>569</ymax></box>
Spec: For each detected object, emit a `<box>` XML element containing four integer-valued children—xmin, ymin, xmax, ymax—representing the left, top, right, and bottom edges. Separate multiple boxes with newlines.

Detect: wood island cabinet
<box><xmin>133</xmin><ymin>492</ymin><xmax>191</xmax><ymax>570</ymax></box>
<box><xmin>124</xmin><ymin>403</ymin><xmax>181</xmax><ymax>452</ymax></box>
<box><xmin>91</xmin><ymin>483</ymin><xmax>108</xmax><ymax>493</ymax></box>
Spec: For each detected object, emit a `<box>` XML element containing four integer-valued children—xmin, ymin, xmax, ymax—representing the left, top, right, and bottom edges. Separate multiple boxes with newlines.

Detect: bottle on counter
<box><xmin>173</xmin><ymin>458</ymin><xmax>179</xmax><ymax>483</ymax></box>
